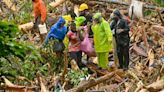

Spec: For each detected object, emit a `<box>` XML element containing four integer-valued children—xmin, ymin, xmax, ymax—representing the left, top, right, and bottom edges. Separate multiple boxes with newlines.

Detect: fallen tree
<box><xmin>67</xmin><ymin>70</ymin><xmax>120</xmax><ymax>92</ymax></box>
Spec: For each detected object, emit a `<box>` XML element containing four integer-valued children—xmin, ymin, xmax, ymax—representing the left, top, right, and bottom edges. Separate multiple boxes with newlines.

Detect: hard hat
<box><xmin>79</xmin><ymin>3</ymin><xmax>88</xmax><ymax>12</ymax></box>
<box><xmin>62</xmin><ymin>15</ymin><xmax>72</xmax><ymax>21</ymax></box>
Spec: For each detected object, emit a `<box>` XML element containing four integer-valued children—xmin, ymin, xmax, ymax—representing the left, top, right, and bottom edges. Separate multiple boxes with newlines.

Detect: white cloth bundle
<box><xmin>129</xmin><ymin>0</ymin><xmax>144</xmax><ymax>18</ymax></box>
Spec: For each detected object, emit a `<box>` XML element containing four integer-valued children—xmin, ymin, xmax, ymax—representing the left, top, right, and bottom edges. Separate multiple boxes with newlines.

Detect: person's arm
<box><xmin>103</xmin><ymin>21</ymin><xmax>113</xmax><ymax>43</ymax></box>
<box><xmin>123</xmin><ymin>20</ymin><xmax>130</xmax><ymax>33</ymax></box>
<box><xmin>117</xmin><ymin>19</ymin><xmax>130</xmax><ymax>34</ymax></box>
<box><xmin>43</xmin><ymin>26</ymin><xmax>55</xmax><ymax>45</ymax></box>
<box><xmin>67</xmin><ymin>31</ymin><xmax>77</xmax><ymax>40</ymax></box>
<box><xmin>40</xmin><ymin>2</ymin><xmax>46</xmax><ymax>24</ymax></box>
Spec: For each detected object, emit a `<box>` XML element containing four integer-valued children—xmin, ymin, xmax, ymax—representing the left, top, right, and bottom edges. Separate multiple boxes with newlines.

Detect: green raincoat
<box><xmin>92</xmin><ymin>13</ymin><xmax>113</xmax><ymax>68</ymax></box>
<box><xmin>75</xmin><ymin>16</ymin><xmax>86</xmax><ymax>27</ymax></box>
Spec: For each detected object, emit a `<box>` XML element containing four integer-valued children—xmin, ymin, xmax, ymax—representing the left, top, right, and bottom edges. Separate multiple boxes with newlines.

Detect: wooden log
<box><xmin>49</xmin><ymin>0</ymin><xmax>164</xmax><ymax>11</ymax></box>
<box><xmin>49</xmin><ymin>0</ymin><xmax>65</xmax><ymax>8</ymax></box>
<box><xmin>0</xmin><ymin>85</ymin><xmax>36</xmax><ymax>92</ymax></box>
<box><xmin>146</xmin><ymin>80</ymin><xmax>164</xmax><ymax>91</ymax></box>
<box><xmin>18</xmin><ymin>22</ymin><xmax>34</xmax><ymax>33</ymax></box>
<box><xmin>152</xmin><ymin>25</ymin><xmax>164</xmax><ymax>34</ymax></box>
<box><xmin>132</xmin><ymin>44</ymin><xmax>148</xmax><ymax>57</ymax></box>
<box><xmin>156</xmin><ymin>8</ymin><xmax>164</xmax><ymax>26</ymax></box>
<box><xmin>94</xmin><ymin>0</ymin><xmax>164</xmax><ymax>11</ymax></box>
<box><xmin>67</xmin><ymin>70</ymin><xmax>119</xmax><ymax>92</ymax></box>
<box><xmin>1</xmin><ymin>76</ymin><xmax>36</xmax><ymax>91</ymax></box>
<box><xmin>159</xmin><ymin>89</ymin><xmax>164</xmax><ymax>92</ymax></box>
<box><xmin>2</xmin><ymin>0</ymin><xmax>17</xmax><ymax>11</ymax></box>
<box><xmin>139</xmin><ymin>89</ymin><xmax>149</xmax><ymax>92</ymax></box>
<box><xmin>2</xmin><ymin>76</ymin><xmax>15</xmax><ymax>87</ymax></box>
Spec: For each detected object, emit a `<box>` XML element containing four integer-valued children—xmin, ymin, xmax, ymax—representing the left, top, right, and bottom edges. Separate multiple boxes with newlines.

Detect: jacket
<box><xmin>44</xmin><ymin>17</ymin><xmax>67</xmax><ymax>44</ymax></box>
<box><xmin>110</xmin><ymin>9</ymin><xmax>130</xmax><ymax>46</ymax></box>
<box><xmin>92</xmin><ymin>19</ymin><xmax>113</xmax><ymax>52</ymax></box>
<box><xmin>110</xmin><ymin>19</ymin><xmax>130</xmax><ymax>46</ymax></box>
<box><xmin>33</xmin><ymin>0</ymin><xmax>46</xmax><ymax>23</ymax></box>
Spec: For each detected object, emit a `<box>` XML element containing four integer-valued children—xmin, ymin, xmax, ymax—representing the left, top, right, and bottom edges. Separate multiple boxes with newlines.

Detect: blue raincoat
<box><xmin>44</xmin><ymin>17</ymin><xmax>68</xmax><ymax>44</ymax></box>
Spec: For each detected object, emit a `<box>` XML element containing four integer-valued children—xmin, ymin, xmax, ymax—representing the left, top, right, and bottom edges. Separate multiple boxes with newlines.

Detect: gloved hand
<box><xmin>116</xmin><ymin>29</ymin><xmax>124</xmax><ymax>34</ymax></box>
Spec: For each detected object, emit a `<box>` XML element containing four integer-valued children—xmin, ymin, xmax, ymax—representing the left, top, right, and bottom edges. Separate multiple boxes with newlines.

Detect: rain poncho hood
<box><xmin>75</xmin><ymin>16</ymin><xmax>86</xmax><ymax>27</ymax></box>
<box><xmin>92</xmin><ymin>13</ymin><xmax>113</xmax><ymax>52</ymax></box>
<box><xmin>93</xmin><ymin>13</ymin><xmax>103</xmax><ymax>22</ymax></box>
<box><xmin>62</xmin><ymin>15</ymin><xmax>72</xmax><ymax>22</ymax></box>
<box><xmin>56</xmin><ymin>17</ymin><xmax>66</xmax><ymax>27</ymax></box>
<box><xmin>113</xmin><ymin>9</ymin><xmax>122</xmax><ymax>18</ymax></box>
<box><xmin>93</xmin><ymin>13</ymin><xmax>102</xmax><ymax>19</ymax></box>
<box><xmin>44</xmin><ymin>17</ymin><xmax>67</xmax><ymax>44</ymax></box>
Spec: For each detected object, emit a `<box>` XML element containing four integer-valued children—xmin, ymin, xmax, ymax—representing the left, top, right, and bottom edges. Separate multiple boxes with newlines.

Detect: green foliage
<box><xmin>0</xmin><ymin>21</ymin><xmax>25</xmax><ymax>60</ymax></box>
<box><xmin>67</xmin><ymin>68</ymin><xmax>89</xmax><ymax>86</ymax></box>
<box><xmin>40</xmin><ymin>39</ymin><xmax>65</xmax><ymax>74</ymax></box>
<box><xmin>0</xmin><ymin>21</ymin><xmax>47</xmax><ymax>82</ymax></box>
<box><xmin>153</xmin><ymin>0</ymin><xmax>164</xmax><ymax>6</ymax></box>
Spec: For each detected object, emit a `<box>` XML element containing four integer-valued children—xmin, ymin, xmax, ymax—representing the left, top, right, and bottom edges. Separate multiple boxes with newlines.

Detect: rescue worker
<box><xmin>79</xmin><ymin>3</ymin><xmax>92</xmax><ymax>23</ymax></box>
<box><xmin>79</xmin><ymin>3</ymin><xmax>93</xmax><ymax>60</ymax></box>
<box><xmin>91</xmin><ymin>13</ymin><xmax>113</xmax><ymax>69</ymax></box>
<box><xmin>43</xmin><ymin>17</ymin><xmax>67</xmax><ymax>55</ymax></box>
<box><xmin>32</xmin><ymin>0</ymin><xmax>47</xmax><ymax>42</ymax></box>
<box><xmin>110</xmin><ymin>9</ymin><xmax>130</xmax><ymax>70</ymax></box>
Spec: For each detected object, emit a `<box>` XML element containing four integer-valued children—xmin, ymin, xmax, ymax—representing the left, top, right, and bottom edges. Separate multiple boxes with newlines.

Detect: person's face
<box><xmin>93</xmin><ymin>19</ymin><xmax>98</xmax><ymax>24</ymax></box>
<box><xmin>113</xmin><ymin>14</ymin><xmax>119</xmax><ymax>21</ymax></box>
<box><xmin>60</xmin><ymin>24</ymin><xmax>64</xmax><ymax>27</ymax></box>
<box><xmin>80</xmin><ymin>10</ymin><xmax>86</xmax><ymax>16</ymax></box>
<box><xmin>70</xmin><ymin>24</ymin><xmax>76</xmax><ymax>31</ymax></box>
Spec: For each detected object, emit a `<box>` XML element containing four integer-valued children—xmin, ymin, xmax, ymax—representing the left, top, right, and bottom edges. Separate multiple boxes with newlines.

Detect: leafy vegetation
<box><xmin>153</xmin><ymin>0</ymin><xmax>164</xmax><ymax>6</ymax></box>
<box><xmin>0</xmin><ymin>21</ymin><xmax>47</xmax><ymax>83</ymax></box>
<box><xmin>66</xmin><ymin>68</ymin><xmax>89</xmax><ymax>86</ymax></box>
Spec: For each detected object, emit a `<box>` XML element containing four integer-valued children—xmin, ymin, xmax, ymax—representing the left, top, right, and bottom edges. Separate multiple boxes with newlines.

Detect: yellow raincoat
<box><xmin>92</xmin><ymin>13</ymin><xmax>113</xmax><ymax>68</ymax></box>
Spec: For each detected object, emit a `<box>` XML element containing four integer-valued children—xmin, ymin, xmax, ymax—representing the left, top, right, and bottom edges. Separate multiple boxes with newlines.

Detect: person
<box><xmin>79</xmin><ymin>3</ymin><xmax>92</xmax><ymax>23</ymax></box>
<box><xmin>32</xmin><ymin>0</ymin><xmax>47</xmax><ymax>42</ymax></box>
<box><xmin>91</xmin><ymin>13</ymin><xmax>113</xmax><ymax>69</ymax></box>
<box><xmin>79</xmin><ymin>3</ymin><xmax>94</xmax><ymax>60</ymax></box>
<box><xmin>62</xmin><ymin>15</ymin><xmax>73</xmax><ymax>51</ymax></box>
<box><xmin>79</xmin><ymin>3</ymin><xmax>93</xmax><ymax>37</ymax></box>
<box><xmin>67</xmin><ymin>22</ymin><xmax>85</xmax><ymax>69</ymax></box>
<box><xmin>110</xmin><ymin>9</ymin><xmax>130</xmax><ymax>70</ymax></box>
<box><xmin>43</xmin><ymin>17</ymin><xmax>67</xmax><ymax>55</ymax></box>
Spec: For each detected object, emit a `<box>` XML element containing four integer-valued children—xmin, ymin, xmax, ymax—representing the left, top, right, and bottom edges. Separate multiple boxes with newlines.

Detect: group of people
<box><xmin>32</xmin><ymin>0</ymin><xmax>130</xmax><ymax>71</ymax></box>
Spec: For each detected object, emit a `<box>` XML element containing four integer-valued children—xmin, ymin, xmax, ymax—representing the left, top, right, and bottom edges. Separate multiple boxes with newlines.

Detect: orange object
<box><xmin>33</xmin><ymin>0</ymin><xmax>46</xmax><ymax>23</ymax></box>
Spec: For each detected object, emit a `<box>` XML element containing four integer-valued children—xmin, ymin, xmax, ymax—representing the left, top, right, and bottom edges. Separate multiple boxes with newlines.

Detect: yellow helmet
<box><xmin>79</xmin><ymin>3</ymin><xmax>88</xmax><ymax>12</ymax></box>
<box><xmin>62</xmin><ymin>15</ymin><xmax>72</xmax><ymax>21</ymax></box>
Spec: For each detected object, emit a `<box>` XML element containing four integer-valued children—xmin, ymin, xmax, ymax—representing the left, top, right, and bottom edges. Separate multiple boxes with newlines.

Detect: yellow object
<box><xmin>79</xmin><ymin>3</ymin><xmax>88</xmax><ymax>12</ymax></box>
<box><xmin>62</xmin><ymin>15</ymin><xmax>72</xmax><ymax>51</ymax></box>
<box><xmin>62</xmin><ymin>15</ymin><xmax>72</xmax><ymax>21</ymax></box>
<box><xmin>63</xmin><ymin>36</ymin><xmax>69</xmax><ymax>51</ymax></box>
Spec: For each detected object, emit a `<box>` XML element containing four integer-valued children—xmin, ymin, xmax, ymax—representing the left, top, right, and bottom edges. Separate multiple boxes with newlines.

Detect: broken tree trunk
<box><xmin>146</xmin><ymin>80</ymin><xmax>164</xmax><ymax>91</ymax></box>
<box><xmin>152</xmin><ymin>25</ymin><xmax>164</xmax><ymax>34</ymax></box>
<box><xmin>1</xmin><ymin>76</ymin><xmax>36</xmax><ymax>92</ymax></box>
<box><xmin>67</xmin><ymin>70</ymin><xmax>119</xmax><ymax>92</ymax></box>
<box><xmin>2</xmin><ymin>0</ymin><xmax>17</xmax><ymax>11</ymax></box>
<box><xmin>132</xmin><ymin>43</ymin><xmax>148</xmax><ymax>57</ymax></box>
<box><xmin>156</xmin><ymin>8</ymin><xmax>164</xmax><ymax>26</ymax></box>
<box><xmin>18</xmin><ymin>22</ymin><xmax>34</xmax><ymax>33</ymax></box>
<box><xmin>49</xmin><ymin>0</ymin><xmax>65</xmax><ymax>8</ymax></box>
<box><xmin>92</xmin><ymin>0</ymin><xmax>164</xmax><ymax>11</ymax></box>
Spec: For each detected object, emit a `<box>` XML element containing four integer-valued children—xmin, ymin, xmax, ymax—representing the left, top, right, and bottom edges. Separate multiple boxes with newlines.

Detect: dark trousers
<box><xmin>69</xmin><ymin>51</ymin><xmax>85</xmax><ymax>68</ymax></box>
<box><xmin>117</xmin><ymin>44</ymin><xmax>129</xmax><ymax>69</ymax></box>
